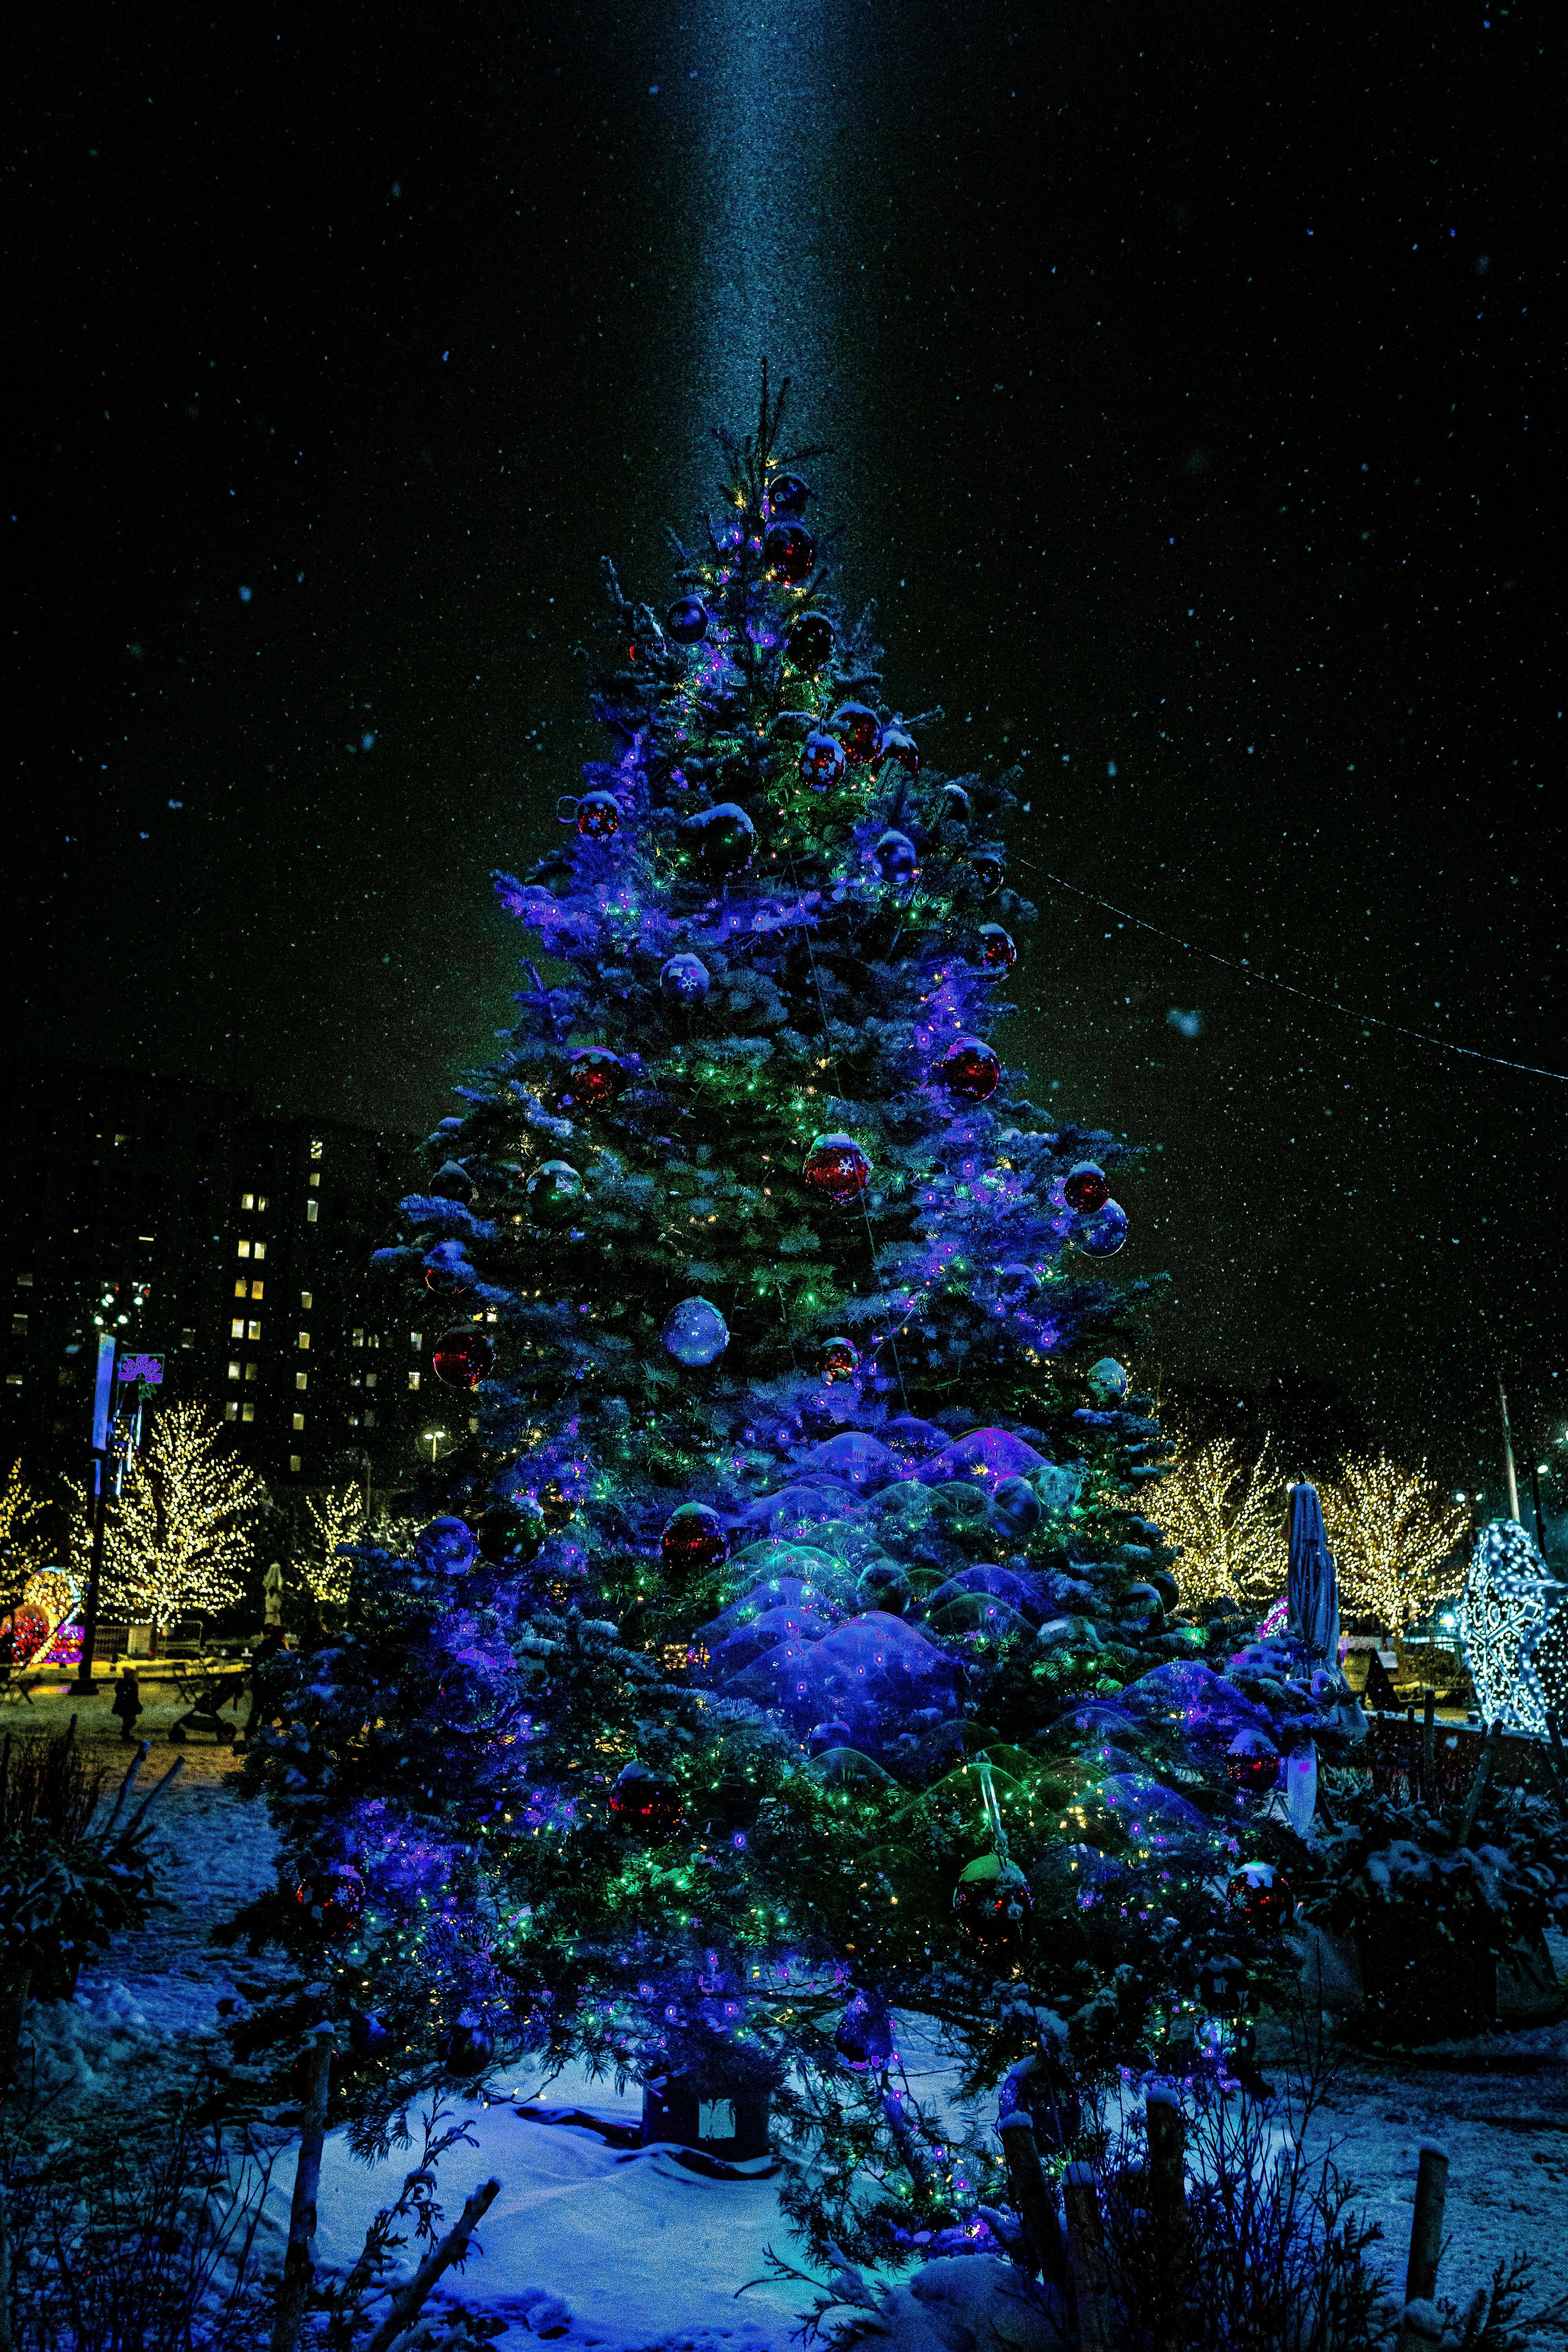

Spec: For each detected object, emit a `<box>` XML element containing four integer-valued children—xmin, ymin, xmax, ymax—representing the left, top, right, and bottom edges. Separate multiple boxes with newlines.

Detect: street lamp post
<box><xmin>422</xmin><ymin>1428</ymin><xmax>448</xmax><ymax>1466</ymax></box>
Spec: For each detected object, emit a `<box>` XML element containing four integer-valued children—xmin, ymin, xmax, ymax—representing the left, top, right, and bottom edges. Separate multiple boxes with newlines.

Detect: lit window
<box><xmin>250</xmin><ymin>1281</ymin><xmax>264</xmax><ymax>1301</ymax></box>
<box><xmin>257</xmin><ymin>1194</ymin><xmax>268</xmax><ymax>1211</ymax></box>
<box><xmin>306</xmin><ymin>1200</ymin><xmax>318</xmax><ymax>1223</ymax></box>
<box><xmin>5</xmin><ymin>1373</ymin><xmax>22</xmax><ymax>1387</ymax></box>
<box><xmin>292</xmin><ymin>1412</ymin><xmax>305</xmax><ymax>1432</ymax></box>
<box><xmin>241</xmin><ymin>1402</ymin><xmax>256</xmax><ymax>1423</ymax></box>
<box><xmin>408</xmin><ymin>1369</ymin><xmax>421</xmax><ymax>1390</ymax></box>
<box><xmin>309</xmin><ymin>1172</ymin><xmax>321</xmax><ymax>1189</ymax></box>
<box><xmin>298</xmin><ymin>1330</ymin><xmax>310</xmax><ymax>1350</ymax></box>
<box><xmin>300</xmin><ymin>1291</ymin><xmax>312</xmax><ymax>1310</ymax></box>
<box><xmin>289</xmin><ymin>1454</ymin><xmax>302</xmax><ymax>1474</ymax></box>
<box><xmin>247</xmin><ymin>1319</ymin><xmax>261</xmax><ymax>1340</ymax></box>
<box><xmin>237</xmin><ymin>1240</ymin><xmax>252</xmax><ymax>1259</ymax></box>
<box><xmin>228</xmin><ymin>1360</ymin><xmax>241</xmax><ymax>1381</ymax></box>
<box><xmin>352</xmin><ymin>1329</ymin><xmax>364</xmax><ymax>1348</ymax></box>
<box><xmin>245</xmin><ymin>1362</ymin><xmax>258</xmax><ymax>1382</ymax></box>
<box><xmin>234</xmin><ymin>1279</ymin><xmax>249</xmax><ymax>1300</ymax></box>
<box><xmin>309</xmin><ymin>1139</ymin><xmax>323</xmax><ymax>1161</ymax></box>
<box><xmin>296</xmin><ymin>1371</ymin><xmax>308</xmax><ymax>1391</ymax></box>
<box><xmin>15</xmin><ymin>1273</ymin><xmax>33</xmax><ymax>1288</ymax></box>
<box><xmin>410</xmin><ymin>1332</ymin><xmax>421</xmax><ymax>1349</ymax></box>
<box><xmin>12</xmin><ymin>1313</ymin><xmax>28</xmax><ymax>1336</ymax></box>
<box><xmin>241</xmin><ymin>1192</ymin><xmax>254</xmax><ymax>1210</ymax></box>
<box><xmin>363</xmin><ymin>1409</ymin><xmax>376</xmax><ymax>1428</ymax></box>
<box><xmin>225</xmin><ymin>1399</ymin><xmax>238</xmax><ymax>1421</ymax></box>
<box><xmin>231</xmin><ymin>1318</ymin><xmax>245</xmax><ymax>1339</ymax></box>
<box><xmin>365</xmin><ymin>1371</ymin><xmax>377</xmax><ymax>1389</ymax></box>
<box><xmin>253</xmin><ymin>1241</ymin><xmax>266</xmax><ymax>1261</ymax></box>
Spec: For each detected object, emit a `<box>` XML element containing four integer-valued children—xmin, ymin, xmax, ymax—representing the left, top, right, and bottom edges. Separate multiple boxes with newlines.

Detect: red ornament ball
<box><xmin>878</xmin><ymin>720</ymin><xmax>919</xmax><ymax>775</ymax></box>
<box><xmin>831</xmin><ymin>702</ymin><xmax>881</xmax><ymax>764</ymax></box>
<box><xmin>1227</xmin><ymin>1861</ymin><xmax>1294</xmax><ymax>1934</ymax></box>
<box><xmin>766</xmin><ymin>471</ymin><xmax>811</xmax><ymax>518</ymax></box>
<box><xmin>953</xmin><ymin>1853</ymin><xmax>1034</xmax><ymax>1963</ymax></box>
<box><xmin>822</xmin><ymin>1335</ymin><xmax>862</xmax><ymax>1384</ymax></box>
<box><xmin>665</xmin><ymin>595</ymin><xmax>709</xmax><ymax>645</ymax></box>
<box><xmin>556</xmin><ymin>1047</ymin><xmax>626</xmax><ymax>1114</ymax></box>
<box><xmin>576</xmin><ymin>790</ymin><xmax>622</xmax><ymax>840</ymax></box>
<box><xmin>294</xmin><ymin>1860</ymin><xmax>365</xmax><ymax>1940</ymax></box>
<box><xmin>799</xmin><ymin>730</ymin><xmax>847</xmax><ymax>791</ymax></box>
<box><xmin>1226</xmin><ymin>1729</ymin><xmax>1281</xmax><ymax>1794</ymax></box>
<box><xmin>764</xmin><ymin>521</ymin><xmax>815</xmax><ymax>585</ymax></box>
<box><xmin>802</xmin><ymin>1131</ymin><xmax>872</xmax><ymax>1207</ymax></box>
<box><xmin>977</xmin><ymin>924</ymin><xmax>1017</xmax><ymax>976</ymax></box>
<box><xmin>661</xmin><ymin>1502</ymin><xmax>728</xmax><ymax>1577</ymax></box>
<box><xmin>937</xmin><ymin>1036</ymin><xmax>1000</xmax><ymax>1103</ymax></box>
<box><xmin>423</xmin><ymin>1258</ymin><xmax>465</xmax><ymax>1296</ymax></box>
<box><xmin>1063</xmin><ymin>1161</ymin><xmax>1111</xmax><ymax>1215</ymax></box>
<box><xmin>785</xmin><ymin>612</ymin><xmax>834</xmax><ymax>673</ymax></box>
<box><xmin>610</xmin><ymin>1763</ymin><xmax>687</xmax><ymax>1839</ymax></box>
<box><xmin>432</xmin><ymin>1326</ymin><xmax>494</xmax><ymax>1389</ymax></box>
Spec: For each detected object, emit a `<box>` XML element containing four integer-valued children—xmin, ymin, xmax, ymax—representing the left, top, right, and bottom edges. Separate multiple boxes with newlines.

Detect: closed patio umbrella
<box><xmin>1287</xmin><ymin>1479</ymin><xmax>1339</xmax><ymax>1665</ymax></box>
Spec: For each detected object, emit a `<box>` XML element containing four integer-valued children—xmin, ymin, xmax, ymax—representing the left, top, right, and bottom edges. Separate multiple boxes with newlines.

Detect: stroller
<box><xmin>167</xmin><ymin>1660</ymin><xmax>249</xmax><ymax>1743</ymax></box>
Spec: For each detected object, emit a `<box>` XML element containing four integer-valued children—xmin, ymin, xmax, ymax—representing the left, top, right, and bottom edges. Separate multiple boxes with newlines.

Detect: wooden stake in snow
<box><xmin>1062</xmin><ymin>2161</ymin><xmax>1113</xmax><ymax>2352</ymax></box>
<box><xmin>1457</xmin><ymin>1724</ymin><xmax>1499</xmax><ymax>1847</ymax></box>
<box><xmin>1394</xmin><ymin>2145</ymin><xmax>1449</xmax><ymax>2352</ymax></box>
<box><xmin>998</xmin><ymin>2112</ymin><xmax>1066</xmax><ymax>2283</ymax></box>
<box><xmin>270</xmin><ymin>2025</ymin><xmax>334</xmax><ymax>2352</ymax></box>
<box><xmin>1145</xmin><ymin>2084</ymin><xmax>1188</xmax><ymax>2327</ymax></box>
<box><xmin>362</xmin><ymin>2176</ymin><xmax>502</xmax><ymax>2352</ymax></box>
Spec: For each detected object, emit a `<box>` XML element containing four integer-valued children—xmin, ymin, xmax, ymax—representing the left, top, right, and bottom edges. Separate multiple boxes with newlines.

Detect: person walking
<box><xmin>111</xmin><ymin>1664</ymin><xmax>143</xmax><ymax>1742</ymax></box>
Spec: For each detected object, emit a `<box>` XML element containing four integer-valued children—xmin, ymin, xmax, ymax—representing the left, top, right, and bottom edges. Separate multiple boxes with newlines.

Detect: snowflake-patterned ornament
<box><xmin>1457</xmin><ymin>1518</ymin><xmax>1568</xmax><ymax>1734</ymax></box>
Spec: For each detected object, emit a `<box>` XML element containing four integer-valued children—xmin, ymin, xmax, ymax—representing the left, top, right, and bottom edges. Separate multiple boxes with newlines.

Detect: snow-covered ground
<box><xmin>15</xmin><ymin>1687</ymin><xmax>1568</xmax><ymax>2346</ymax></box>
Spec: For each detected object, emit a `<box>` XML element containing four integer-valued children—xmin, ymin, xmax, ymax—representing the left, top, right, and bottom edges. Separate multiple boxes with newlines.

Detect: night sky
<box><xmin>12</xmin><ymin>1</ymin><xmax>1564</xmax><ymax>1487</ymax></box>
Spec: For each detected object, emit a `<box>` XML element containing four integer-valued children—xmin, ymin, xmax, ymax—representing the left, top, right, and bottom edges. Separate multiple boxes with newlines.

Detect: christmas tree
<box><xmin>239</xmin><ymin>376</ymin><xmax>1330</xmax><ymax>2258</ymax></box>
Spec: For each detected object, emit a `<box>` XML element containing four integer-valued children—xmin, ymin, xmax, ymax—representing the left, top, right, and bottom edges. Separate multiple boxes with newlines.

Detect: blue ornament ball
<box><xmin>873</xmin><ymin>828</ymin><xmax>918</xmax><ymax>886</ymax></box>
<box><xmin>415</xmin><ymin>1517</ymin><xmax>478</xmax><ymax>1577</ymax></box>
<box><xmin>660</xmin><ymin>953</ymin><xmax>711</xmax><ymax>1006</ymax></box>
<box><xmin>991</xmin><ymin>1475</ymin><xmax>1041</xmax><ymax>1540</ymax></box>
<box><xmin>1086</xmin><ymin>1356</ymin><xmax>1128</xmax><ymax>1400</ymax></box>
<box><xmin>1078</xmin><ymin>1200</ymin><xmax>1128</xmax><ymax>1257</ymax></box>
<box><xmin>661</xmin><ymin>1296</ymin><xmax>730</xmax><ymax>1367</ymax></box>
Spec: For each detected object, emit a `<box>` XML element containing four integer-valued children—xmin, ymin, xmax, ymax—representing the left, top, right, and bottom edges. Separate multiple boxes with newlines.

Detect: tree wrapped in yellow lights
<box><xmin>1156</xmin><ymin>1429</ymin><xmax>1288</xmax><ymax>1609</ymax></box>
<box><xmin>304</xmin><ymin>1486</ymin><xmax>364</xmax><ymax>1611</ymax></box>
<box><xmin>1318</xmin><ymin>1453</ymin><xmax>1468</xmax><ymax>1633</ymax></box>
<box><xmin>0</xmin><ymin>1458</ymin><xmax>52</xmax><ymax>1608</ymax></box>
<box><xmin>100</xmin><ymin>1403</ymin><xmax>266</xmax><ymax>1634</ymax></box>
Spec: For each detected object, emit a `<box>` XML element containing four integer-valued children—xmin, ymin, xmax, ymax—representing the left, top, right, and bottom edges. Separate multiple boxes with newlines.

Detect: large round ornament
<box><xmin>942</xmin><ymin>783</ymin><xmax>972</xmax><ymax>823</ymax></box>
<box><xmin>873</xmin><ymin>829</ymin><xmax>918</xmax><ymax>886</ymax></box>
<box><xmin>666</xmin><ymin>595</ymin><xmax>710</xmax><ymax>645</ymax></box>
<box><xmin>936</xmin><ymin>1036</ymin><xmax>1000</xmax><ymax>1103</ymax></box>
<box><xmin>348</xmin><ymin>2008</ymin><xmax>394</xmax><ymax>2060</ymax></box>
<box><xmin>991</xmin><ymin>1476</ymin><xmax>1041</xmax><ymax>1541</ymax></box>
<box><xmin>423</xmin><ymin>1255</ymin><xmax>468</xmax><ymax>1296</ymax></box>
<box><xmin>436</xmin><ymin>1648</ymin><xmax>514</xmax><ymax>1737</ymax></box>
<box><xmin>555</xmin><ymin>1047</ymin><xmax>626</xmax><ymax>1115</ymax></box>
<box><xmin>1227</xmin><ymin>1860</ymin><xmax>1293</xmax><ymax>1934</ymax></box>
<box><xmin>1225</xmin><ymin>1729</ymin><xmax>1281</xmax><ymax>1794</ymax></box>
<box><xmin>537</xmin><ymin>1480</ymin><xmax>575</xmax><ymax>1532</ymax></box>
<box><xmin>415</xmin><ymin>1517</ymin><xmax>478</xmax><ymax>1578</ymax></box>
<box><xmin>878</xmin><ymin>720</ymin><xmax>919</xmax><ymax>775</ymax></box>
<box><xmin>1085</xmin><ymin>1357</ymin><xmax>1128</xmax><ymax>1401</ymax></box>
<box><xmin>764</xmin><ymin>521</ymin><xmax>815</xmax><ymax>585</ymax></box>
<box><xmin>662</xmin><ymin>1296</ymin><xmax>730</xmax><ymax>1366</ymax></box>
<box><xmin>478</xmin><ymin>1497</ymin><xmax>547</xmax><ymax>1568</ymax></box>
<box><xmin>785</xmin><ymin>612</ymin><xmax>834</xmax><ymax>673</ymax></box>
<box><xmin>294</xmin><ymin>1860</ymin><xmax>365</xmax><ymax>1940</ymax></box>
<box><xmin>660</xmin><ymin>953</ymin><xmax>711</xmax><ymax>1006</ymax></box>
<box><xmin>809</xmin><ymin>1719</ymin><xmax>853</xmax><ymax>1755</ymax></box>
<box><xmin>661</xmin><ymin>1502</ymin><xmax>728</xmax><ymax>1577</ymax></box>
<box><xmin>977</xmin><ymin>924</ymin><xmax>1016</xmax><ymax>977</ymax></box>
<box><xmin>766</xmin><ymin>472</ymin><xmax>811</xmax><ymax>518</ymax></box>
<box><xmin>821</xmin><ymin>1334</ymin><xmax>862</xmax><ymax>1384</ymax></box>
<box><xmin>610</xmin><ymin>1762</ymin><xmax>686</xmax><ymax>1838</ymax></box>
<box><xmin>0</xmin><ymin>1603</ymin><xmax>51</xmax><ymax>1667</ymax></box>
<box><xmin>953</xmin><ymin>1853</ymin><xmax>1034</xmax><ymax>1963</ymax></box>
<box><xmin>432</xmin><ymin>1327</ymin><xmax>494</xmax><ymax>1388</ymax></box>
<box><xmin>834</xmin><ymin>1989</ymin><xmax>895</xmax><ymax>2070</ymax></box>
<box><xmin>1078</xmin><ymin>1201</ymin><xmax>1128</xmax><ymax>1258</ymax></box>
<box><xmin>576</xmin><ymin>790</ymin><xmax>622</xmax><ymax>840</ymax></box>
<box><xmin>441</xmin><ymin>2011</ymin><xmax>496</xmax><ymax>2078</ymax></box>
<box><xmin>430</xmin><ymin>1160</ymin><xmax>478</xmax><ymax>1205</ymax></box>
<box><xmin>801</xmin><ymin>1132</ymin><xmax>872</xmax><ymax>1207</ymax></box>
<box><xmin>831</xmin><ymin>703</ymin><xmax>881</xmax><ymax>765</ymax></box>
<box><xmin>857</xmin><ymin>1560</ymin><xmax>912</xmax><ymax>1615</ymax></box>
<box><xmin>969</xmin><ymin>849</ymin><xmax>1004</xmax><ymax>897</ymax></box>
<box><xmin>799</xmin><ymin>730</ymin><xmax>847</xmax><ymax>791</ymax></box>
<box><xmin>527</xmin><ymin>1160</ymin><xmax>584</xmax><ymax>1222</ymax></box>
<box><xmin>685</xmin><ymin>802</ymin><xmax>756</xmax><ymax>878</ymax></box>
<box><xmin>1063</xmin><ymin>1162</ymin><xmax>1110</xmax><ymax>1216</ymax></box>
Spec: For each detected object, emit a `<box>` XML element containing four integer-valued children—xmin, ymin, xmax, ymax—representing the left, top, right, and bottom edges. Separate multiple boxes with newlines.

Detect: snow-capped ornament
<box><xmin>430</xmin><ymin>1160</ymin><xmax>478</xmax><ymax>1204</ymax></box>
<box><xmin>423</xmin><ymin>1254</ymin><xmax>469</xmax><ymax>1296</ymax></box>
<box><xmin>936</xmin><ymin>1036</ymin><xmax>1000</xmax><ymax>1103</ymax></box>
<box><xmin>1225</xmin><ymin>1728</ymin><xmax>1281</xmax><ymax>1794</ymax></box>
<box><xmin>435</xmin><ymin>1649</ymin><xmax>515</xmax><ymax>1736</ymax></box>
<box><xmin>1085</xmin><ymin>1357</ymin><xmax>1128</xmax><ymax>1401</ymax></box>
<box><xmin>1458</xmin><ymin>1518</ymin><xmax>1567</xmax><ymax>1734</ymax></box>
<box><xmin>1227</xmin><ymin>1860</ymin><xmax>1293</xmax><ymax>1933</ymax></box>
<box><xmin>555</xmin><ymin>1047</ymin><xmax>626</xmax><ymax>1114</ymax></box>
<box><xmin>575</xmin><ymin>789</ymin><xmax>622</xmax><ymax>840</ymax></box>
<box><xmin>661</xmin><ymin>1502</ymin><xmax>728</xmax><ymax>1577</ymax></box>
<box><xmin>873</xmin><ymin>828</ymin><xmax>918</xmax><ymax>886</ymax></box>
<box><xmin>477</xmin><ymin>1497</ymin><xmax>547</xmax><ymax>1568</ymax></box>
<box><xmin>878</xmin><ymin>719</ymin><xmax>919</xmax><ymax>775</ymax></box>
<box><xmin>765</xmin><ymin>471</ymin><xmax>811</xmax><ymax>517</ymax></box>
<box><xmin>821</xmin><ymin>1334</ymin><xmax>862</xmax><ymax>1383</ymax></box>
<box><xmin>526</xmin><ymin>1160</ymin><xmax>584</xmax><ymax>1221</ymax></box>
<box><xmin>662</xmin><ymin>1296</ymin><xmax>730</xmax><ymax>1366</ymax></box>
<box><xmin>432</xmin><ymin>1327</ymin><xmax>494</xmax><ymax>1388</ymax></box>
<box><xmin>665</xmin><ymin>594</ymin><xmax>709</xmax><ymax>644</ymax></box>
<box><xmin>831</xmin><ymin>702</ymin><xmax>881</xmax><ymax>765</ymax></box>
<box><xmin>415</xmin><ymin>1517</ymin><xmax>478</xmax><ymax>1578</ymax></box>
<box><xmin>857</xmin><ymin>1560</ymin><xmax>913</xmax><ymax>1614</ymax></box>
<box><xmin>969</xmin><ymin>848</ymin><xmax>1004</xmax><ymax>897</ymax></box>
<box><xmin>1078</xmin><ymin>1200</ymin><xmax>1129</xmax><ymax>1258</ymax></box>
<box><xmin>801</xmin><ymin>1132</ymin><xmax>872</xmax><ymax>1207</ymax></box>
<box><xmin>294</xmin><ymin>1860</ymin><xmax>365</xmax><ymax>1940</ymax></box>
<box><xmin>659</xmin><ymin>953</ymin><xmax>711</xmax><ymax>1005</ymax></box>
<box><xmin>834</xmin><ymin>1989</ymin><xmax>895</xmax><ymax>2070</ymax></box>
<box><xmin>941</xmin><ymin>783</ymin><xmax>972</xmax><ymax>823</ymax></box>
<box><xmin>1063</xmin><ymin>1162</ymin><xmax>1110</xmax><ymax>1215</ymax></box>
<box><xmin>977</xmin><ymin>923</ymin><xmax>1016</xmax><ymax>976</ymax></box>
<box><xmin>764</xmin><ymin>520</ymin><xmax>815</xmax><ymax>584</ymax></box>
<box><xmin>990</xmin><ymin>1475</ymin><xmax>1041</xmax><ymax>1541</ymax></box>
<box><xmin>799</xmin><ymin>730</ymin><xmax>848</xmax><ymax>791</ymax></box>
<box><xmin>610</xmin><ymin>1762</ymin><xmax>686</xmax><ymax>1838</ymax></box>
<box><xmin>785</xmin><ymin>612</ymin><xmax>834</xmax><ymax>672</ymax></box>
<box><xmin>440</xmin><ymin>2011</ymin><xmax>496</xmax><ymax>2078</ymax></box>
<box><xmin>684</xmin><ymin>801</ymin><xmax>756</xmax><ymax>877</ymax></box>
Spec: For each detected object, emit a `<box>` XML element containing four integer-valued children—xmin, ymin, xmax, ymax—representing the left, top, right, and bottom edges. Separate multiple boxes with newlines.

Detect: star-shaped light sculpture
<box><xmin>1458</xmin><ymin>1519</ymin><xmax>1568</xmax><ymax>1733</ymax></box>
